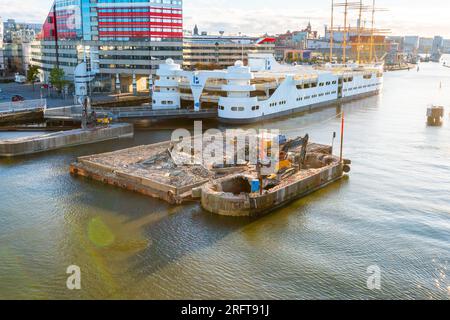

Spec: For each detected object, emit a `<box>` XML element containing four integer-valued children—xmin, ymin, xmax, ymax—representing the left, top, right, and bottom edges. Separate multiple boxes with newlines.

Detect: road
<box><xmin>0</xmin><ymin>82</ymin><xmax>126</xmax><ymax>108</ymax></box>
<box><xmin>0</xmin><ymin>82</ymin><xmax>73</xmax><ymax>108</ymax></box>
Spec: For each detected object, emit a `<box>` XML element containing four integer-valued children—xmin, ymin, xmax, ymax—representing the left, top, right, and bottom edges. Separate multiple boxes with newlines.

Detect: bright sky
<box><xmin>0</xmin><ymin>0</ymin><xmax>449</xmax><ymax>38</ymax></box>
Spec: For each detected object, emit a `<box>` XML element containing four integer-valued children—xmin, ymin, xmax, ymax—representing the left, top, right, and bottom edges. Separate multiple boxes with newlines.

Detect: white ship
<box><xmin>152</xmin><ymin>54</ymin><xmax>384</xmax><ymax>123</ymax></box>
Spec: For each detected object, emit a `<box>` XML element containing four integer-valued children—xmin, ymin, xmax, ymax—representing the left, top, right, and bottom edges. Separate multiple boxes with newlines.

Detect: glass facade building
<box><xmin>38</xmin><ymin>0</ymin><xmax>182</xmax><ymax>42</ymax></box>
<box><xmin>32</xmin><ymin>0</ymin><xmax>184</xmax><ymax>92</ymax></box>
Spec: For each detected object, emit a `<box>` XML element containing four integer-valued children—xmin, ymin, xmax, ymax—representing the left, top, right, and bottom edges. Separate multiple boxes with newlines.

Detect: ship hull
<box><xmin>218</xmin><ymin>90</ymin><xmax>380</xmax><ymax>124</ymax></box>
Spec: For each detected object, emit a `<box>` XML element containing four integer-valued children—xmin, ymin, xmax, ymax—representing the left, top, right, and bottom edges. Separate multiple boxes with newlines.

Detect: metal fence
<box><xmin>0</xmin><ymin>99</ymin><xmax>47</xmax><ymax>114</ymax></box>
<box><xmin>44</xmin><ymin>105</ymin><xmax>83</xmax><ymax>119</ymax></box>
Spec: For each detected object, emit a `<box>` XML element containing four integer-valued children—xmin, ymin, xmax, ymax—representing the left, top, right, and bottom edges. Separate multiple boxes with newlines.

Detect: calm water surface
<box><xmin>0</xmin><ymin>63</ymin><xmax>449</xmax><ymax>299</ymax></box>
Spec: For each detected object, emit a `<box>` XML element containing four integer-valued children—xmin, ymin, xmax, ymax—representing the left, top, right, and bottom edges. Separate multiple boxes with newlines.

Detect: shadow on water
<box><xmin>121</xmin><ymin>175</ymin><xmax>351</xmax><ymax>289</ymax></box>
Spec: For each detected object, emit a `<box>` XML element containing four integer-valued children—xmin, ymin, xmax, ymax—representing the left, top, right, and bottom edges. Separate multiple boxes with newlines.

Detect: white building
<box><xmin>403</xmin><ymin>36</ymin><xmax>420</xmax><ymax>54</ymax></box>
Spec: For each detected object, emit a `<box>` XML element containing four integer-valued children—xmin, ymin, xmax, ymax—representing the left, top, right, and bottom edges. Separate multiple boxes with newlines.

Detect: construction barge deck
<box><xmin>70</xmin><ymin>136</ymin><xmax>351</xmax><ymax>213</ymax></box>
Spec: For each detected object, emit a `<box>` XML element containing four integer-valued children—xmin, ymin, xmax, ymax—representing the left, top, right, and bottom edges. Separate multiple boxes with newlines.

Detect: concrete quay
<box><xmin>0</xmin><ymin>123</ymin><xmax>134</xmax><ymax>157</ymax></box>
<box><xmin>0</xmin><ymin>108</ymin><xmax>44</xmax><ymax>126</ymax></box>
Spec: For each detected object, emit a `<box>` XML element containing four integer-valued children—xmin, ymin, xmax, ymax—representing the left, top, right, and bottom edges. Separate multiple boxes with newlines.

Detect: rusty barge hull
<box><xmin>201</xmin><ymin>163</ymin><xmax>344</xmax><ymax>217</ymax></box>
<box><xmin>70</xmin><ymin>141</ymin><xmax>211</xmax><ymax>204</ymax></box>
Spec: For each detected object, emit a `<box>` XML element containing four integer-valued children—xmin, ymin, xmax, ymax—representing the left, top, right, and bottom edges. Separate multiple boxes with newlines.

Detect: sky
<box><xmin>0</xmin><ymin>0</ymin><xmax>449</xmax><ymax>38</ymax></box>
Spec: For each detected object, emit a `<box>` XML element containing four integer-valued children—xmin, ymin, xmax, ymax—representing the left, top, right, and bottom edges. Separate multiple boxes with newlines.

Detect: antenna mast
<box><xmin>330</xmin><ymin>0</ymin><xmax>335</xmax><ymax>63</ymax></box>
<box><xmin>369</xmin><ymin>0</ymin><xmax>376</xmax><ymax>62</ymax></box>
<box><xmin>343</xmin><ymin>0</ymin><xmax>348</xmax><ymax>64</ymax></box>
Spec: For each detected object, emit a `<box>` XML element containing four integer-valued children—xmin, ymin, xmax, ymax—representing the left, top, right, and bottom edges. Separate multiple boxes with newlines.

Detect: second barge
<box><xmin>201</xmin><ymin>146</ymin><xmax>349</xmax><ymax>217</ymax></box>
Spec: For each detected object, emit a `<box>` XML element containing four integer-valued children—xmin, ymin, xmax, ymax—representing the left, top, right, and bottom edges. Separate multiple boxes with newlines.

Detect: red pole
<box><xmin>340</xmin><ymin>111</ymin><xmax>345</xmax><ymax>162</ymax></box>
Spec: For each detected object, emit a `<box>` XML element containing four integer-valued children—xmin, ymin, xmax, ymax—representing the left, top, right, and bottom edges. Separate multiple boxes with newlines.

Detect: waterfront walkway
<box><xmin>44</xmin><ymin>105</ymin><xmax>218</xmax><ymax>122</ymax></box>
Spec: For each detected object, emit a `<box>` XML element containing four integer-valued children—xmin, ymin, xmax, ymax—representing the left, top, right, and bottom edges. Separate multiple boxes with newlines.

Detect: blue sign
<box><xmin>192</xmin><ymin>75</ymin><xmax>200</xmax><ymax>85</ymax></box>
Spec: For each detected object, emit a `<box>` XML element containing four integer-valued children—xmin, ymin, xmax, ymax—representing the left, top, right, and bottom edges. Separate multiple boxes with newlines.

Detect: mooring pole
<box><xmin>340</xmin><ymin>111</ymin><xmax>345</xmax><ymax>162</ymax></box>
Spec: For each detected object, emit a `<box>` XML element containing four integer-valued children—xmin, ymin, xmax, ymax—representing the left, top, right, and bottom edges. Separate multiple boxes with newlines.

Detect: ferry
<box><xmin>152</xmin><ymin>54</ymin><xmax>384</xmax><ymax>124</ymax></box>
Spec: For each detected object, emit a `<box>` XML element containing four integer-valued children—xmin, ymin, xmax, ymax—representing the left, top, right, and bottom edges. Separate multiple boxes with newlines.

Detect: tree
<box><xmin>27</xmin><ymin>65</ymin><xmax>40</xmax><ymax>91</ymax></box>
<box><xmin>49</xmin><ymin>67</ymin><xmax>68</xmax><ymax>93</ymax></box>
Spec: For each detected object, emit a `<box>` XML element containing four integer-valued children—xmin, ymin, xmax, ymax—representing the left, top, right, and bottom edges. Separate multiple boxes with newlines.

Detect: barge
<box><xmin>71</xmin><ymin>133</ymin><xmax>351</xmax><ymax>214</ymax></box>
<box><xmin>201</xmin><ymin>144</ymin><xmax>350</xmax><ymax>217</ymax></box>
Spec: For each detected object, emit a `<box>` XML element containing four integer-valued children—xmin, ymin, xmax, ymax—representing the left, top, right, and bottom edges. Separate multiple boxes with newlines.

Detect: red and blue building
<box><xmin>32</xmin><ymin>0</ymin><xmax>183</xmax><ymax>93</ymax></box>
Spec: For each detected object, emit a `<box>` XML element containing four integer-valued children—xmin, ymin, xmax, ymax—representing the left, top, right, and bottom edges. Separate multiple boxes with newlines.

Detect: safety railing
<box><xmin>0</xmin><ymin>99</ymin><xmax>47</xmax><ymax>114</ymax></box>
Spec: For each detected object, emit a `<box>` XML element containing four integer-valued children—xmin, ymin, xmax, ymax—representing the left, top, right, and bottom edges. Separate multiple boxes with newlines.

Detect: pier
<box><xmin>44</xmin><ymin>105</ymin><xmax>218</xmax><ymax>122</ymax></box>
<box><xmin>0</xmin><ymin>123</ymin><xmax>133</xmax><ymax>157</ymax></box>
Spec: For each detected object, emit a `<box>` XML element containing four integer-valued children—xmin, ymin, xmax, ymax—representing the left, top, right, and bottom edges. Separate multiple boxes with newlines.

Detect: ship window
<box><xmin>304</xmin><ymin>83</ymin><xmax>311</xmax><ymax>89</ymax></box>
<box><xmin>319</xmin><ymin>93</ymin><xmax>324</xmax><ymax>97</ymax></box>
<box><xmin>326</xmin><ymin>81</ymin><xmax>331</xmax><ymax>86</ymax></box>
<box><xmin>319</xmin><ymin>83</ymin><xmax>324</xmax><ymax>87</ymax></box>
<box><xmin>332</xmin><ymin>81</ymin><xmax>337</xmax><ymax>84</ymax></box>
<box><xmin>305</xmin><ymin>96</ymin><xmax>311</xmax><ymax>99</ymax></box>
<box><xmin>311</xmin><ymin>82</ymin><xmax>318</xmax><ymax>87</ymax></box>
<box><xmin>312</xmin><ymin>94</ymin><xmax>318</xmax><ymax>98</ymax></box>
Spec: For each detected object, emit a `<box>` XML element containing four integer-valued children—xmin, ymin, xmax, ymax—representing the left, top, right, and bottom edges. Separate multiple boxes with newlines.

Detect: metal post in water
<box><xmin>340</xmin><ymin>111</ymin><xmax>345</xmax><ymax>162</ymax></box>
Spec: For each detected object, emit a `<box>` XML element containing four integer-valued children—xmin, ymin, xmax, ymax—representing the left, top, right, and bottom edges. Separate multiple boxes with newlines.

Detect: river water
<box><xmin>0</xmin><ymin>62</ymin><xmax>449</xmax><ymax>300</ymax></box>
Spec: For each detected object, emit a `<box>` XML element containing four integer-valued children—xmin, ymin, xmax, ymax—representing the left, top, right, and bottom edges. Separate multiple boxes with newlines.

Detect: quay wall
<box><xmin>0</xmin><ymin>109</ymin><xmax>44</xmax><ymax>125</ymax></box>
<box><xmin>0</xmin><ymin>123</ymin><xmax>134</xmax><ymax>157</ymax></box>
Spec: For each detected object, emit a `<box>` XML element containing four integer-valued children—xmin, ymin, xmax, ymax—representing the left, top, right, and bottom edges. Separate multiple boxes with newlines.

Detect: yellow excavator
<box><xmin>267</xmin><ymin>135</ymin><xmax>309</xmax><ymax>181</ymax></box>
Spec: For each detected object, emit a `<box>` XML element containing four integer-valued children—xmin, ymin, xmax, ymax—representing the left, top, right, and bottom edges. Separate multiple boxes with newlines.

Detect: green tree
<box><xmin>49</xmin><ymin>67</ymin><xmax>68</xmax><ymax>93</ymax></box>
<box><xmin>27</xmin><ymin>65</ymin><xmax>40</xmax><ymax>91</ymax></box>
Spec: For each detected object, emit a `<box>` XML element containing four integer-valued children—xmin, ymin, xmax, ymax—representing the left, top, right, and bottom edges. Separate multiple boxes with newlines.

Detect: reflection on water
<box><xmin>0</xmin><ymin>63</ymin><xmax>450</xmax><ymax>299</ymax></box>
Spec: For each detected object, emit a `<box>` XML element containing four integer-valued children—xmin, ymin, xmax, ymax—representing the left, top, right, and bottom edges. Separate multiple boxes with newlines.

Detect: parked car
<box><xmin>15</xmin><ymin>73</ymin><xmax>26</xmax><ymax>84</ymax></box>
<box><xmin>11</xmin><ymin>95</ymin><xmax>25</xmax><ymax>102</ymax></box>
